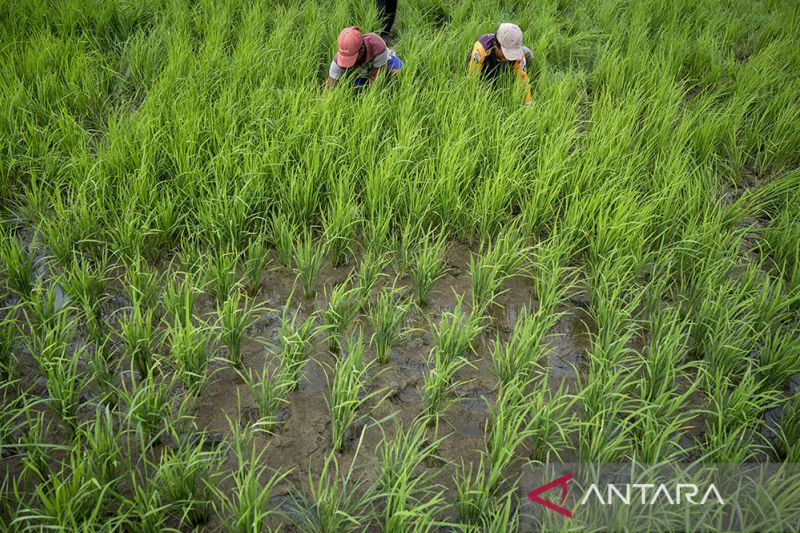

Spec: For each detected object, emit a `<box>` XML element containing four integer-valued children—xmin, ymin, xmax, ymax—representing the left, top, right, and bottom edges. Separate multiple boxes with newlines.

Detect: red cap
<box><xmin>335</xmin><ymin>26</ymin><xmax>363</xmax><ymax>68</ymax></box>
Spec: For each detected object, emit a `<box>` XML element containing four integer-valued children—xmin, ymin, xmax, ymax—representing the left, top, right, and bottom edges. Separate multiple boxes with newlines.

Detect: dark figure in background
<box><xmin>377</xmin><ymin>0</ymin><xmax>397</xmax><ymax>37</ymax></box>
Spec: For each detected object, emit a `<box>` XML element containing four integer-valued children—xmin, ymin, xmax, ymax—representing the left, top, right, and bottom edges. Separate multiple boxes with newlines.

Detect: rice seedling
<box><xmin>41</xmin><ymin>346</ymin><xmax>85</xmax><ymax>437</ymax></box>
<box><xmin>290</xmin><ymin>426</ymin><xmax>376</xmax><ymax>532</ymax></box>
<box><xmin>239</xmin><ymin>361</ymin><xmax>291</xmax><ymax>432</ymax></box>
<box><xmin>490</xmin><ymin>306</ymin><xmax>556</xmax><ymax>387</ymax></box>
<box><xmin>14</xmin><ymin>444</ymin><xmax>113</xmax><ymax>530</ymax></box>
<box><xmin>432</xmin><ymin>297</ymin><xmax>485</xmax><ymax>365</ymax></box>
<box><xmin>125</xmin><ymin>258</ymin><xmax>162</xmax><ymax>312</ymax></box>
<box><xmin>293</xmin><ymin>228</ymin><xmax>326</xmax><ymax>299</ymax></box>
<box><xmin>169</xmin><ymin>316</ymin><xmax>211</xmax><ymax>396</ymax></box>
<box><xmin>355</xmin><ymin>249</ymin><xmax>390</xmax><ymax>308</ymax></box>
<box><xmin>243</xmin><ymin>233</ymin><xmax>270</xmax><ymax>296</ymax></box>
<box><xmin>117</xmin><ymin>368</ymin><xmax>174</xmax><ymax>443</ymax></box>
<box><xmin>409</xmin><ymin>229</ymin><xmax>448</xmax><ymax>306</ymax></box>
<box><xmin>328</xmin><ymin>337</ymin><xmax>382</xmax><ymax>452</ymax></box>
<box><xmin>120</xmin><ymin>300</ymin><xmax>156</xmax><ymax>377</ymax></box>
<box><xmin>377</xmin><ymin>419</ymin><xmax>448</xmax><ymax>532</ymax></box>
<box><xmin>470</xmin><ymin>231</ymin><xmax>530</xmax><ymax>314</ymax></box>
<box><xmin>322</xmin><ymin>280</ymin><xmax>359</xmax><ymax>354</ymax></box>
<box><xmin>0</xmin><ymin>315</ymin><xmax>18</xmax><ymax>380</ymax></box>
<box><xmin>323</xmin><ymin>184</ymin><xmax>360</xmax><ymax>267</ymax></box>
<box><xmin>276</xmin><ymin>307</ymin><xmax>316</xmax><ymax>390</ymax></box>
<box><xmin>211</xmin><ymin>436</ymin><xmax>289</xmax><ymax>533</ymax></box>
<box><xmin>154</xmin><ymin>433</ymin><xmax>221</xmax><ymax>528</ymax></box>
<box><xmin>421</xmin><ymin>349</ymin><xmax>470</xmax><ymax>428</ymax></box>
<box><xmin>270</xmin><ymin>211</ymin><xmax>297</xmax><ymax>269</ymax></box>
<box><xmin>776</xmin><ymin>394</ymin><xmax>800</xmax><ymax>462</ymax></box>
<box><xmin>367</xmin><ymin>285</ymin><xmax>411</xmax><ymax>364</ymax></box>
<box><xmin>484</xmin><ymin>377</ymin><xmax>534</xmax><ymax>494</ymax></box>
<box><xmin>161</xmin><ymin>274</ymin><xmax>200</xmax><ymax>326</ymax></box>
<box><xmin>0</xmin><ymin>230</ymin><xmax>35</xmax><ymax>297</ymax></box>
<box><xmin>217</xmin><ymin>291</ymin><xmax>261</xmax><ymax>369</ymax></box>
<box><xmin>206</xmin><ymin>247</ymin><xmax>240</xmax><ymax>303</ymax></box>
<box><xmin>82</xmin><ymin>405</ymin><xmax>121</xmax><ymax>487</ymax></box>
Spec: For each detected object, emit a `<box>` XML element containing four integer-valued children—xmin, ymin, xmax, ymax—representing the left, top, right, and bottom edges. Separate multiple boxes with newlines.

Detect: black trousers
<box><xmin>376</xmin><ymin>0</ymin><xmax>397</xmax><ymax>35</ymax></box>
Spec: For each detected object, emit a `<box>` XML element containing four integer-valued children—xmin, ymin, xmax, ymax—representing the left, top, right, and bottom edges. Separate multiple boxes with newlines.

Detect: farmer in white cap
<box><xmin>326</xmin><ymin>26</ymin><xmax>403</xmax><ymax>89</ymax></box>
<box><xmin>467</xmin><ymin>23</ymin><xmax>534</xmax><ymax>104</ymax></box>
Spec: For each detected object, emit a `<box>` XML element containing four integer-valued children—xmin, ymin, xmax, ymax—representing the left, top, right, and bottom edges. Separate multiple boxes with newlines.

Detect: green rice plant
<box><xmin>120</xmin><ymin>300</ymin><xmax>156</xmax><ymax>377</ymax></box>
<box><xmin>455</xmin><ymin>457</ymin><xmax>491</xmax><ymax>526</ymax></box>
<box><xmin>59</xmin><ymin>252</ymin><xmax>107</xmax><ymax>315</ymax></box>
<box><xmin>243</xmin><ymin>233</ymin><xmax>270</xmax><ymax>296</ymax></box>
<box><xmin>356</xmin><ymin>250</ymin><xmax>390</xmax><ymax>309</ymax></box>
<box><xmin>328</xmin><ymin>338</ymin><xmax>382</xmax><ymax>453</ymax></box>
<box><xmin>756</xmin><ymin>325</ymin><xmax>800</xmax><ymax>387</ymax></box>
<box><xmin>211</xmin><ymin>437</ymin><xmax>289</xmax><ymax>533</ymax></box>
<box><xmin>470</xmin><ymin>231</ymin><xmax>531</xmax><ymax>313</ymax></box>
<box><xmin>293</xmin><ymin>229</ymin><xmax>326</xmax><ymax>299</ymax></box>
<box><xmin>367</xmin><ymin>285</ymin><xmax>411</xmax><ymax>364</ymax></box>
<box><xmin>409</xmin><ymin>229</ymin><xmax>448</xmax><ymax>306</ymax></box>
<box><xmin>394</xmin><ymin>220</ymin><xmax>420</xmax><ymax>277</ymax></box>
<box><xmin>290</xmin><ymin>426</ymin><xmax>376</xmax><ymax>532</ymax></box>
<box><xmin>484</xmin><ymin>377</ymin><xmax>533</xmax><ymax>494</ymax></box>
<box><xmin>421</xmin><ymin>350</ymin><xmax>470</xmax><ymax>428</ymax></box>
<box><xmin>322</xmin><ymin>280</ymin><xmax>360</xmax><ymax>354</ymax></box>
<box><xmin>277</xmin><ymin>308</ymin><xmax>317</xmax><ymax>391</ymax></box>
<box><xmin>15</xmin><ymin>444</ymin><xmax>112</xmax><ymax>530</ymax></box>
<box><xmin>377</xmin><ymin>419</ymin><xmax>448</xmax><ymax>532</ymax></box>
<box><xmin>161</xmin><ymin>274</ymin><xmax>199</xmax><ymax>326</ymax></box>
<box><xmin>776</xmin><ymin>394</ymin><xmax>800</xmax><ymax>461</ymax></box>
<box><xmin>641</xmin><ymin>306</ymin><xmax>693</xmax><ymax>403</ymax></box>
<box><xmin>117</xmin><ymin>368</ymin><xmax>173</xmax><ymax>443</ymax></box>
<box><xmin>432</xmin><ymin>297</ymin><xmax>485</xmax><ymax>366</ymax></box>
<box><xmin>527</xmin><ymin>381</ymin><xmax>578</xmax><ymax>463</ymax></box>
<box><xmin>323</xmin><ymin>184</ymin><xmax>360</xmax><ymax>267</ymax></box>
<box><xmin>125</xmin><ymin>258</ymin><xmax>161</xmax><ymax>312</ymax></box>
<box><xmin>125</xmin><ymin>468</ymin><xmax>171</xmax><ymax>532</ymax></box>
<box><xmin>206</xmin><ymin>247</ymin><xmax>240</xmax><ymax>303</ymax></box>
<box><xmin>155</xmin><ymin>434</ymin><xmax>221</xmax><ymax>528</ymax></box>
<box><xmin>0</xmin><ymin>315</ymin><xmax>18</xmax><ymax>380</ymax></box>
<box><xmin>169</xmin><ymin>316</ymin><xmax>210</xmax><ymax>396</ymax></box>
<box><xmin>634</xmin><ymin>388</ymin><xmax>699</xmax><ymax>464</ymax></box>
<box><xmin>217</xmin><ymin>291</ymin><xmax>261</xmax><ymax>370</ymax></box>
<box><xmin>239</xmin><ymin>362</ymin><xmax>291</xmax><ymax>432</ymax></box>
<box><xmin>82</xmin><ymin>405</ymin><xmax>121</xmax><ymax>487</ymax></box>
<box><xmin>24</xmin><ymin>281</ymin><xmax>64</xmax><ymax>333</ymax></box>
<box><xmin>0</xmin><ymin>231</ymin><xmax>35</xmax><ymax>297</ymax></box>
<box><xmin>490</xmin><ymin>306</ymin><xmax>556</xmax><ymax>387</ymax></box>
<box><xmin>270</xmin><ymin>211</ymin><xmax>296</xmax><ymax>269</ymax></box>
<box><xmin>363</xmin><ymin>209</ymin><xmax>393</xmax><ymax>257</ymax></box>
<box><xmin>18</xmin><ymin>411</ymin><xmax>55</xmax><ymax>484</ymax></box>
<box><xmin>701</xmin><ymin>369</ymin><xmax>782</xmax><ymax>462</ymax></box>
<box><xmin>41</xmin><ymin>346</ymin><xmax>84</xmax><ymax>437</ymax></box>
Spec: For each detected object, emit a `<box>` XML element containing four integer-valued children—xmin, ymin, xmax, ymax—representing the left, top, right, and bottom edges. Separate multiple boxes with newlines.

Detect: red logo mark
<box><xmin>527</xmin><ymin>472</ymin><xmax>573</xmax><ymax>518</ymax></box>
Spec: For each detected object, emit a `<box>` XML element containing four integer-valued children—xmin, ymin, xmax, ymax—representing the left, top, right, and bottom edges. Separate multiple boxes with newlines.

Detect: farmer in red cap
<box><xmin>467</xmin><ymin>23</ymin><xmax>534</xmax><ymax>104</ymax></box>
<box><xmin>326</xmin><ymin>26</ymin><xmax>403</xmax><ymax>88</ymax></box>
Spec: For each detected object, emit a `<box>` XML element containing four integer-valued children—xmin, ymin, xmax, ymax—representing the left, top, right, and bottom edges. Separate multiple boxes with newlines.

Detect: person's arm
<box><xmin>326</xmin><ymin>60</ymin><xmax>344</xmax><ymax>88</ymax></box>
<box><xmin>513</xmin><ymin>58</ymin><xmax>533</xmax><ymax>104</ymax></box>
<box><xmin>467</xmin><ymin>41</ymin><xmax>488</xmax><ymax>74</ymax></box>
<box><xmin>369</xmin><ymin>49</ymin><xmax>391</xmax><ymax>81</ymax></box>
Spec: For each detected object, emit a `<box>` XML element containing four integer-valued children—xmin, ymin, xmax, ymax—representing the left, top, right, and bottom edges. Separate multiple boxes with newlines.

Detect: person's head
<box><xmin>496</xmin><ymin>23</ymin><xmax>524</xmax><ymax>62</ymax></box>
<box><xmin>335</xmin><ymin>26</ymin><xmax>364</xmax><ymax>68</ymax></box>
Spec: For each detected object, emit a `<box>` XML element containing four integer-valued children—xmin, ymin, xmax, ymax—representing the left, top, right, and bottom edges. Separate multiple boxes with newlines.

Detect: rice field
<box><xmin>1</xmin><ymin>0</ymin><xmax>799</xmax><ymax>530</ymax></box>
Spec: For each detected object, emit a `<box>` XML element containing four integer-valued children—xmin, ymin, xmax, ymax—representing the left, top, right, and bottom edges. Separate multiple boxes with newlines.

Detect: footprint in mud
<box><xmin>457</xmin><ymin>387</ymin><xmax>493</xmax><ymax>414</ymax></box>
<box><xmin>389</xmin><ymin>383</ymin><xmax>419</xmax><ymax>405</ymax></box>
<box><xmin>396</xmin><ymin>357</ymin><xmax>430</xmax><ymax>380</ymax></box>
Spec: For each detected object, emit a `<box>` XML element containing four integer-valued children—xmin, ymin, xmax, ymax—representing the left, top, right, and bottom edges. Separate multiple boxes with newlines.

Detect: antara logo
<box><xmin>528</xmin><ymin>473</ymin><xmax>725</xmax><ymax>518</ymax></box>
<box><xmin>580</xmin><ymin>483</ymin><xmax>725</xmax><ymax>506</ymax></box>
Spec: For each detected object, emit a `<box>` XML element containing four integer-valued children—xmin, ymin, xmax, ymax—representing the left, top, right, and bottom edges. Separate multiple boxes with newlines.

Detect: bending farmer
<box><xmin>327</xmin><ymin>27</ymin><xmax>403</xmax><ymax>88</ymax></box>
<box><xmin>467</xmin><ymin>23</ymin><xmax>533</xmax><ymax>104</ymax></box>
